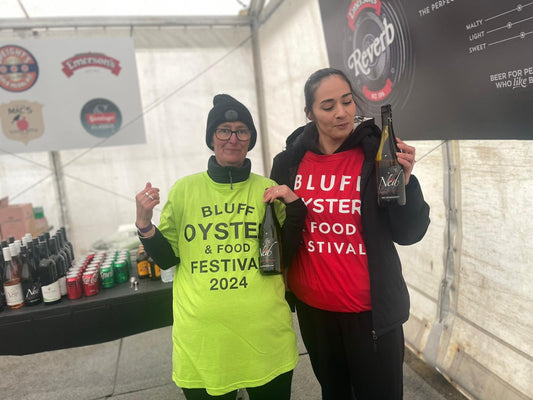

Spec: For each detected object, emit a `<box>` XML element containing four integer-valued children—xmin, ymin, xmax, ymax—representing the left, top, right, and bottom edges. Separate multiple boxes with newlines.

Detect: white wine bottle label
<box><xmin>59</xmin><ymin>276</ymin><xmax>67</xmax><ymax>296</ymax></box>
<box><xmin>42</xmin><ymin>281</ymin><xmax>61</xmax><ymax>302</ymax></box>
<box><xmin>4</xmin><ymin>283</ymin><xmax>24</xmax><ymax>306</ymax></box>
<box><xmin>260</xmin><ymin>237</ymin><xmax>278</xmax><ymax>258</ymax></box>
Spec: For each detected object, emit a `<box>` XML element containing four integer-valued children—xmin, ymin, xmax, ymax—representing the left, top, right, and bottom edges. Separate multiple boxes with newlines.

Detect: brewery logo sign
<box><xmin>0</xmin><ymin>45</ymin><xmax>39</xmax><ymax>92</ymax></box>
<box><xmin>80</xmin><ymin>98</ymin><xmax>122</xmax><ymax>138</ymax></box>
<box><xmin>62</xmin><ymin>52</ymin><xmax>122</xmax><ymax>77</ymax></box>
<box><xmin>341</xmin><ymin>0</ymin><xmax>413</xmax><ymax>114</ymax></box>
<box><xmin>0</xmin><ymin>100</ymin><xmax>45</xmax><ymax>144</ymax></box>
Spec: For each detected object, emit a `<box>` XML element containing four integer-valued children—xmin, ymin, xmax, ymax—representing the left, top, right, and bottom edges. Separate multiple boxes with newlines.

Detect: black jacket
<box><xmin>270</xmin><ymin>119</ymin><xmax>430</xmax><ymax>336</ymax></box>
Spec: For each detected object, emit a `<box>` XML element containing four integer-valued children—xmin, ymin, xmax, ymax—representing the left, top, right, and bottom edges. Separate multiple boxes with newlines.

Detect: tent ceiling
<box><xmin>2</xmin><ymin>0</ymin><xmax>253</xmax><ymax>18</ymax></box>
<box><xmin>0</xmin><ymin>0</ymin><xmax>278</xmax><ymax>29</ymax></box>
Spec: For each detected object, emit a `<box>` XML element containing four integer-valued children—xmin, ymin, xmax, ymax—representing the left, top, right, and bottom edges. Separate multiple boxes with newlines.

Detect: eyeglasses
<box><xmin>214</xmin><ymin>128</ymin><xmax>252</xmax><ymax>141</ymax></box>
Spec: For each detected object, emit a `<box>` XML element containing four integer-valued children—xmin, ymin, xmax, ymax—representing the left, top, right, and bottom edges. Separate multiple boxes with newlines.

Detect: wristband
<box><xmin>136</xmin><ymin>223</ymin><xmax>153</xmax><ymax>233</ymax></box>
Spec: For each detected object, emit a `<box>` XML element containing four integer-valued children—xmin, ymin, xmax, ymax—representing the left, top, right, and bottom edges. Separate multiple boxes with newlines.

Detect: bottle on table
<box><xmin>8</xmin><ymin>242</ymin><xmax>23</xmax><ymax>276</ymax></box>
<box><xmin>56</xmin><ymin>230</ymin><xmax>72</xmax><ymax>267</ymax></box>
<box><xmin>0</xmin><ymin>248</ymin><xmax>4</xmax><ymax>312</ymax></box>
<box><xmin>49</xmin><ymin>237</ymin><xmax>67</xmax><ymax>297</ymax></box>
<box><xmin>147</xmin><ymin>256</ymin><xmax>161</xmax><ymax>281</ymax></box>
<box><xmin>43</xmin><ymin>232</ymin><xmax>51</xmax><ymax>248</ymax></box>
<box><xmin>60</xmin><ymin>227</ymin><xmax>75</xmax><ymax>261</ymax></box>
<box><xmin>31</xmin><ymin>238</ymin><xmax>42</xmax><ymax>271</ymax></box>
<box><xmin>259</xmin><ymin>202</ymin><xmax>283</xmax><ymax>275</ymax></box>
<box><xmin>2</xmin><ymin>246</ymin><xmax>24</xmax><ymax>309</ymax></box>
<box><xmin>376</xmin><ymin>104</ymin><xmax>406</xmax><ymax>206</ymax></box>
<box><xmin>38</xmin><ymin>241</ymin><xmax>61</xmax><ymax>305</ymax></box>
<box><xmin>54</xmin><ymin>229</ymin><xmax>73</xmax><ymax>271</ymax></box>
<box><xmin>136</xmin><ymin>245</ymin><xmax>150</xmax><ymax>279</ymax></box>
<box><xmin>20</xmin><ymin>244</ymin><xmax>42</xmax><ymax>306</ymax></box>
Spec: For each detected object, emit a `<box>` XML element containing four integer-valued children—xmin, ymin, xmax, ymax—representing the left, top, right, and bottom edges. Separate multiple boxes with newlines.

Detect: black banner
<box><xmin>318</xmin><ymin>0</ymin><xmax>533</xmax><ymax>140</ymax></box>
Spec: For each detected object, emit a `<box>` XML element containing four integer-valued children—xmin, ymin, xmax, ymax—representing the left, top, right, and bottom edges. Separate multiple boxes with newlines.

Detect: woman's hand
<box><xmin>135</xmin><ymin>182</ymin><xmax>160</xmax><ymax>229</ymax></box>
<box><xmin>264</xmin><ymin>185</ymin><xmax>299</xmax><ymax>204</ymax></box>
<box><xmin>395</xmin><ymin>138</ymin><xmax>416</xmax><ymax>185</ymax></box>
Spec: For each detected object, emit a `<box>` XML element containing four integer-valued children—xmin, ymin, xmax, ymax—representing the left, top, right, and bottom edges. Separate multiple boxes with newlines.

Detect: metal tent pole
<box><xmin>49</xmin><ymin>151</ymin><xmax>69</xmax><ymax>230</ymax></box>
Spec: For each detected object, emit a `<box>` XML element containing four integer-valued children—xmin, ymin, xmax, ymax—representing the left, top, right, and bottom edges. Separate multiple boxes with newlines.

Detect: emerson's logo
<box><xmin>62</xmin><ymin>52</ymin><xmax>122</xmax><ymax>77</ymax></box>
<box><xmin>343</xmin><ymin>0</ymin><xmax>413</xmax><ymax>109</ymax></box>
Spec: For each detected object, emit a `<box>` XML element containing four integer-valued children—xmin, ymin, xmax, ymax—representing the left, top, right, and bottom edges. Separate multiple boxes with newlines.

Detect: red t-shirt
<box><xmin>288</xmin><ymin>148</ymin><xmax>372</xmax><ymax>312</ymax></box>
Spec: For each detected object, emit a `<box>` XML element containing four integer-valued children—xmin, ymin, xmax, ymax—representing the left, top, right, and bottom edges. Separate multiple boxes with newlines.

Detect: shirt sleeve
<box><xmin>140</xmin><ymin>184</ymin><xmax>181</xmax><ymax>269</ymax></box>
<box><xmin>387</xmin><ymin>175</ymin><xmax>430</xmax><ymax>245</ymax></box>
<box><xmin>139</xmin><ymin>227</ymin><xmax>180</xmax><ymax>269</ymax></box>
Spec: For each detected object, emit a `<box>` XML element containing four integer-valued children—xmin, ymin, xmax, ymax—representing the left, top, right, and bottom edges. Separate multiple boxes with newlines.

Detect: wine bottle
<box><xmin>376</xmin><ymin>104</ymin><xmax>406</xmax><ymax>206</ymax></box>
<box><xmin>55</xmin><ymin>231</ymin><xmax>72</xmax><ymax>268</ymax></box>
<box><xmin>20</xmin><ymin>245</ymin><xmax>42</xmax><ymax>306</ymax></box>
<box><xmin>38</xmin><ymin>241</ymin><xmax>61</xmax><ymax>305</ymax></box>
<box><xmin>2</xmin><ymin>246</ymin><xmax>24</xmax><ymax>309</ymax></box>
<box><xmin>44</xmin><ymin>232</ymin><xmax>51</xmax><ymax>249</ymax></box>
<box><xmin>31</xmin><ymin>238</ymin><xmax>42</xmax><ymax>270</ymax></box>
<box><xmin>9</xmin><ymin>242</ymin><xmax>23</xmax><ymax>277</ymax></box>
<box><xmin>0</xmin><ymin>248</ymin><xmax>4</xmax><ymax>312</ymax></box>
<box><xmin>49</xmin><ymin>237</ymin><xmax>67</xmax><ymax>297</ymax></box>
<box><xmin>259</xmin><ymin>202</ymin><xmax>282</xmax><ymax>275</ymax></box>
<box><xmin>60</xmin><ymin>227</ymin><xmax>75</xmax><ymax>261</ymax></box>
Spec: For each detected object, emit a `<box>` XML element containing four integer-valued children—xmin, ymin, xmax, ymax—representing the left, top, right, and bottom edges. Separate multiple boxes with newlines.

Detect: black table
<box><xmin>0</xmin><ymin>272</ymin><xmax>173</xmax><ymax>355</ymax></box>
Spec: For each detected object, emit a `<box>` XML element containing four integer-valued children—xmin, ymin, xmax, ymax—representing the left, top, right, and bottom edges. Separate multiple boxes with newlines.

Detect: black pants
<box><xmin>295</xmin><ymin>299</ymin><xmax>404</xmax><ymax>400</ymax></box>
<box><xmin>181</xmin><ymin>370</ymin><xmax>293</xmax><ymax>400</ymax></box>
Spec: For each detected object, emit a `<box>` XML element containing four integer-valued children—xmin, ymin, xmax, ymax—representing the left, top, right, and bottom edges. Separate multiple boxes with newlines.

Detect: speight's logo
<box><xmin>0</xmin><ymin>100</ymin><xmax>45</xmax><ymax>145</ymax></box>
<box><xmin>80</xmin><ymin>98</ymin><xmax>122</xmax><ymax>138</ymax></box>
<box><xmin>0</xmin><ymin>45</ymin><xmax>39</xmax><ymax>92</ymax></box>
<box><xmin>344</xmin><ymin>0</ymin><xmax>412</xmax><ymax>105</ymax></box>
<box><xmin>62</xmin><ymin>52</ymin><xmax>122</xmax><ymax>77</ymax></box>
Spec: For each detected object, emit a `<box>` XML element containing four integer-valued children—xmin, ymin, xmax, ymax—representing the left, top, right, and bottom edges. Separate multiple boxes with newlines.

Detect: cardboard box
<box><xmin>34</xmin><ymin>216</ymin><xmax>49</xmax><ymax>235</ymax></box>
<box><xmin>0</xmin><ymin>202</ymin><xmax>37</xmax><ymax>241</ymax></box>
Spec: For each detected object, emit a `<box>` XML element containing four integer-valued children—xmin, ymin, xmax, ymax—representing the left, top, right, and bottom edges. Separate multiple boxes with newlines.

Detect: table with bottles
<box><xmin>0</xmin><ymin>238</ymin><xmax>173</xmax><ymax>356</ymax></box>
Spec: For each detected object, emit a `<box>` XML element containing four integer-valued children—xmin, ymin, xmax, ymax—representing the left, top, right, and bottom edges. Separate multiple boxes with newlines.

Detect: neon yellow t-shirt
<box><xmin>158</xmin><ymin>171</ymin><xmax>298</xmax><ymax>395</ymax></box>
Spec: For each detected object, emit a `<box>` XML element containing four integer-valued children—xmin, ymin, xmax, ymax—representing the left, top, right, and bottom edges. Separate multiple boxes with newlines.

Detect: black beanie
<box><xmin>206</xmin><ymin>94</ymin><xmax>257</xmax><ymax>151</ymax></box>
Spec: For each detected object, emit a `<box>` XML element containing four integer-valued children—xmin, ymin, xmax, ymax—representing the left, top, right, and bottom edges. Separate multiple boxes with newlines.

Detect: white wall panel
<box><xmin>257</xmin><ymin>0</ymin><xmax>329</xmax><ymax>161</ymax></box>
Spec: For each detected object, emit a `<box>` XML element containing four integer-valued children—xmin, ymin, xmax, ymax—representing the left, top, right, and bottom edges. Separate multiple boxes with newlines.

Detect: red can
<box><xmin>82</xmin><ymin>270</ymin><xmax>99</xmax><ymax>296</ymax></box>
<box><xmin>66</xmin><ymin>274</ymin><xmax>82</xmax><ymax>300</ymax></box>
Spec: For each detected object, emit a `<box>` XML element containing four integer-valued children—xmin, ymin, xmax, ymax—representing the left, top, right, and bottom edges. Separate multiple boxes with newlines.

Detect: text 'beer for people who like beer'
<box><xmin>376</xmin><ymin>104</ymin><xmax>406</xmax><ymax>206</ymax></box>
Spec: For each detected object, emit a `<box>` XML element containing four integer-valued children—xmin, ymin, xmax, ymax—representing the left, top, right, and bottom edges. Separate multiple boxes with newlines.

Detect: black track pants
<box><xmin>295</xmin><ymin>299</ymin><xmax>404</xmax><ymax>400</ymax></box>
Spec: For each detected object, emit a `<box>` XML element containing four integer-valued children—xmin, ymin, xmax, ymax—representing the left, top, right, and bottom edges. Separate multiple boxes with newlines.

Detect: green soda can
<box><xmin>118</xmin><ymin>256</ymin><xmax>130</xmax><ymax>277</ymax></box>
<box><xmin>120</xmin><ymin>251</ymin><xmax>131</xmax><ymax>269</ymax></box>
<box><xmin>113</xmin><ymin>259</ymin><xmax>129</xmax><ymax>283</ymax></box>
<box><xmin>100</xmin><ymin>264</ymin><xmax>115</xmax><ymax>288</ymax></box>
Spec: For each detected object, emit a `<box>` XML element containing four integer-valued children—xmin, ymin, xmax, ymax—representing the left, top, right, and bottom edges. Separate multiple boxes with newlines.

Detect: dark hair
<box><xmin>304</xmin><ymin>68</ymin><xmax>357</xmax><ymax>113</ymax></box>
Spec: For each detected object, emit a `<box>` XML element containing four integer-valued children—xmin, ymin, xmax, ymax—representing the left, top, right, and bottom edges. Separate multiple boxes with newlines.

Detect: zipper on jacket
<box><xmin>372</xmin><ymin>330</ymin><xmax>378</xmax><ymax>352</ymax></box>
<box><xmin>229</xmin><ymin>170</ymin><xmax>233</xmax><ymax>189</ymax></box>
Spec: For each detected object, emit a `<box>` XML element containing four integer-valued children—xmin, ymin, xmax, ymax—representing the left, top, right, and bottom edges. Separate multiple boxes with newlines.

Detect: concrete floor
<box><xmin>0</xmin><ymin>319</ymin><xmax>469</xmax><ymax>400</ymax></box>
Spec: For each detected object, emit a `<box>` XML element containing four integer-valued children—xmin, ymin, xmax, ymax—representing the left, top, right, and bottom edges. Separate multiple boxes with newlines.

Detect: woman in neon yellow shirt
<box><xmin>135</xmin><ymin>94</ymin><xmax>307</xmax><ymax>400</ymax></box>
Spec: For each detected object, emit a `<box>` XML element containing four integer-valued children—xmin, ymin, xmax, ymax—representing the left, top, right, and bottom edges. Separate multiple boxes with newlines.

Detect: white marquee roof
<box><xmin>1</xmin><ymin>0</ymin><xmax>253</xmax><ymax>18</ymax></box>
<box><xmin>0</xmin><ymin>0</ymin><xmax>280</xmax><ymax>29</ymax></box>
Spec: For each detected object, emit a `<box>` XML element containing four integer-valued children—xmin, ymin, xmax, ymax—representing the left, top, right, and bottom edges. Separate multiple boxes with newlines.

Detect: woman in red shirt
<box><xmin>270</xmin><ymin>68</ymin><xmax>430</xmax><ymax>399</ymax></box>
